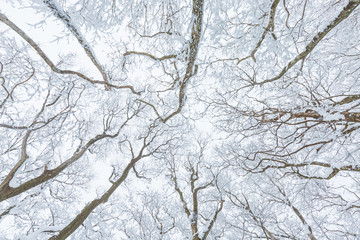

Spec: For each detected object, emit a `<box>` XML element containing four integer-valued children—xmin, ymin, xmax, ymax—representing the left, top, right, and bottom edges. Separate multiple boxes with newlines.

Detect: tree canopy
<box><xmin>1</xmin><ymin>0</ymin><xmax>360</xmax><ymax>239</ymax></box>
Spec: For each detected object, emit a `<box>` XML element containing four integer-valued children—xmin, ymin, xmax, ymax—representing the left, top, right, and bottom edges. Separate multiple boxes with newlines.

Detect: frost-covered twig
<box><xmin>253</xmin><ymin>0</ymin><xmax>360</xmax><ymax>86</ymax></box>
<box><xmin>0</xmin><ymin>12</ymin><xmax>139</xmax><ymax>94</ymax></box>
<box><xmin>43</xmin><ymin>0</ymin><xmax>110</xmax><ymax>89</ymax></box>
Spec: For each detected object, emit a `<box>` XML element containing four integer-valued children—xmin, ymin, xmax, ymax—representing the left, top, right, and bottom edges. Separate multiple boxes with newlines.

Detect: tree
<box><xmin>1</xmin><ymin>0</ymin><xmax>360</xmax><ymax>239</ymax></box>
<box><xmin>112</xmin><ymin>138</ymin><xmax>226</xmax><ymax>239</ymax></box>
<box><xmin>207</xmin><ymin>0</ymin><xmax>360</xmax><ymax>239</ymax></box>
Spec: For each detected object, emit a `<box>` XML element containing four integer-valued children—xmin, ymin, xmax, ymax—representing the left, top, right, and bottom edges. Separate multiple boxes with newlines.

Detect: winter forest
<box><xmin>0</xmin><ymin>0</ymin><xmax>360</xmax><ymax>239</ymax></box>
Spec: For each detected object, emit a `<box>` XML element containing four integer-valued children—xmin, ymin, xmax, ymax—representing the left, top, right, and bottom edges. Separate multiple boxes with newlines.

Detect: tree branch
<box><xmin>0</xmin><ymin>12</ymin><xmax>139</xmax><ymax>94</ymax></box>
<box><xmin>254</xmin><ymin>1</ymin><xmax>360</xmax><ymax>86</ymax></box>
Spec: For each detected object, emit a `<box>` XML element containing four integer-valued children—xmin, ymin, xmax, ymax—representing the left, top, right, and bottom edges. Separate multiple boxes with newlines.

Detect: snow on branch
<box><xmin>43</xmin><ymin>0</ymin><xmax>110</xmax><ymax>89</ymax></box>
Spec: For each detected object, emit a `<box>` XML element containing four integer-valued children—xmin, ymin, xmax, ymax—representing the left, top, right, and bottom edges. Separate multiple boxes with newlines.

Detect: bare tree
<box><xmin>1</xmin><ymin>0</ymin><xmax>204</xmax><ymax>238</ymax></box>
<box><xmin>112</xmin><ymin>138</ymin><xmax>227</xmax><ymax>239</ymax></box>
<box><xmin>168</xmin><ymin>140</ymin><xmax>225</xmax><ymax>240</ymax></box>
<box><xmin>207</xmin><ymin>0</ymin><xmax>360</xmax><ymax>239</ymax></box>
<box><xmin>1</xmin><ymin>0</ymin><xmax>360</xmax><ymax>239</ymax></box>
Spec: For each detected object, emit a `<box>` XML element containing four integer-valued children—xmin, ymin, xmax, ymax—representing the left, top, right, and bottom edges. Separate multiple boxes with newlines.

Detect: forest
<box><xmin>0</xmin><ymin>0</ymin><xmax>360</xmax><ymax>239</ymax></box>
